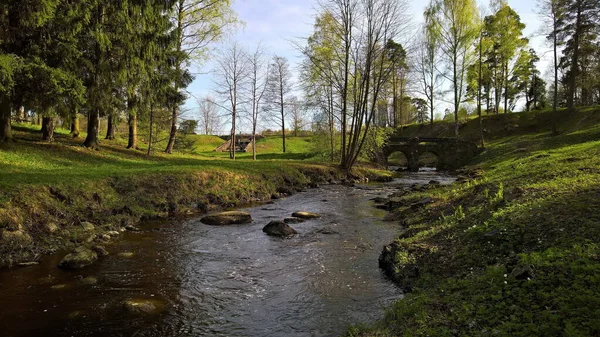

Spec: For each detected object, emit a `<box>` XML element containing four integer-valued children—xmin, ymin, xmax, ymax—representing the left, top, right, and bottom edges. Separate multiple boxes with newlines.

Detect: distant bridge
<box><xmin>383</xmin><ymin>137</ymin><xmax>482</xmax><ymax>172</ymax></box>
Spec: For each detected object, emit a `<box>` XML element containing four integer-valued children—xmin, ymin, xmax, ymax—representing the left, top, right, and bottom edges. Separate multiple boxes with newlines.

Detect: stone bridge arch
<box><xmin>382</xmin><ymin>137</ymin><xmax>481</xmax><ymax>172</ymax></box>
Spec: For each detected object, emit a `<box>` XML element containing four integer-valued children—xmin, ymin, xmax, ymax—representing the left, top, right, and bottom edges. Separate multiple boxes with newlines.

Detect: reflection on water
<box><xmin>0</xmin><ymin>173</ymin><xmax>450</xmax><ymax>337</ymax></box>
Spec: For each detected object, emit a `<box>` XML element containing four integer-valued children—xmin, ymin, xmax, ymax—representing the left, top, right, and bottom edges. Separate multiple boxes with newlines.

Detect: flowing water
<box><xmin>0</xmin><ymin>171</ymin><xmax>455</xmax><ymax>337</ymax></box>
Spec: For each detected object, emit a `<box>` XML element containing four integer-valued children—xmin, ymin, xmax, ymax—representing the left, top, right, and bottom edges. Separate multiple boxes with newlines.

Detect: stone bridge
<box><xmin>383</xmin><ymin>137</ymin><xmax>481</xmax><ymax>172</ymax></box>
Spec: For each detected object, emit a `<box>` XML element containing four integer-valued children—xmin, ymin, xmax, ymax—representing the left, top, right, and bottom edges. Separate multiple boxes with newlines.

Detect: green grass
<box><xmin>0</xmin><ymin>126</ymin><xmax>323</xmax><ymax>189</ymax></box>
<box><xmin>348</xmin><ymin>107</ymin><xmax>600</xmax><ymax>337</ymax></box>
<box><xmin>194</xmin><ymin>135</ymin><xmax>316</xmax><ymax>160</ymax></box>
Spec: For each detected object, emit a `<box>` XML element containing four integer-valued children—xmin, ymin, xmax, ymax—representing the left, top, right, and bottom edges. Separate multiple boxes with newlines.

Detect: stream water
<box><xmin>0</xmin><ymin>170</ymin><xmax>455</xmax><ymax>337</ymax></box>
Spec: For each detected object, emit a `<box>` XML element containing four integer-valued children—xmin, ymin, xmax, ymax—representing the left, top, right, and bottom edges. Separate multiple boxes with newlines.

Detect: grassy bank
<box><xmin>0</xmin><ymin>125</ymin><xmax>386</xmax><ymax>268</ymax></box>
<box><xmin>349</xmin><ymin>108</ymin><xmax>600</xmax><ymax>336</ymax></box>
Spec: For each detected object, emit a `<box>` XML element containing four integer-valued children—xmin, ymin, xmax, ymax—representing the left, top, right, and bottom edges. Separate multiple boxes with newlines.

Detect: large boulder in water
<box><xmin>58</xmin><ymin>246</ymin><xmax>98</xmax><ymax>269</ymax></box>
<box><xmin>291</xmin><ymin>211</ymin><xmax>321</xmax><ymax>219</ymax></box>
<box><xmin>263</xmin><ymin>221</ymin><xmax>297</xmax><ymax>238</ymax></box>
<box><xmin>200</xmin><ymin>211</ymin><xmax>252</xmax><ymax>226</ymax></box>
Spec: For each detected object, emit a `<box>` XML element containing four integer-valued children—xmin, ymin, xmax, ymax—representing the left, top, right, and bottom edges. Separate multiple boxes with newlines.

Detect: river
<box><xmin>0</xmin><ymin>170</ymin><xmax>455</xmax><ymax>337</ymax></box>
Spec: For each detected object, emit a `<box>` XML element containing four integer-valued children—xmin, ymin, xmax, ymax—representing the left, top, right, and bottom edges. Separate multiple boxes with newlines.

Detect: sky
<box><xmin>185</xmin><ymin>0</ymin><xmax>551</xmax><ymax>133</ymax></box>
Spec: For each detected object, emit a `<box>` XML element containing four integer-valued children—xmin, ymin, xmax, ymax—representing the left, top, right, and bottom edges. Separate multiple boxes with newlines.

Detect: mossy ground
<box><xmin>348</xmin><ymin>107</ymin><xmax>600</xmax><ymax>337</ymax></box>
<box><xmin>0</xmin><ymin>124</ymin><xmax>387</xmax><ymax>268</ymax></box>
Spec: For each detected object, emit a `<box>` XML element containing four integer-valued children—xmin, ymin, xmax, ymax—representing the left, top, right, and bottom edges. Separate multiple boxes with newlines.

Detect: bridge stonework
<box><xmin>383</xmin><ymin>137</ymin><xmax>481</xmax><ymax>172</ymax></box>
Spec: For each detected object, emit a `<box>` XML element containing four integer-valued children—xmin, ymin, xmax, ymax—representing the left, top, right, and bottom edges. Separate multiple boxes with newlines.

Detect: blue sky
<box><xmin>185</xmin><ymin>0</ymin><xmax>549</xmax><ymax>131</ymax></box>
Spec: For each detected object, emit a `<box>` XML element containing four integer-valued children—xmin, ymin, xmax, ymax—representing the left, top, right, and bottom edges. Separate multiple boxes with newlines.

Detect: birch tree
<box><xmin>265</xmin><ymin>55</ymin><xmax>292</xmax><ymax>153</ymax></box>
<box><xmin>246</xmin><ymin>44</ymin><xmax>269</xmax><ymax>160</ymax></box>
<box><xmin>429</xmin><ymin>0</ymin><xmax>479</xmax><ymax>137</ymax></box>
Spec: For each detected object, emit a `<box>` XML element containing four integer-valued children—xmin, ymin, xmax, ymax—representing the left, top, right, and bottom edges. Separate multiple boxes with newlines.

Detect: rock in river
<box><xmin>58</xmin><ymin>246</ymin><xmax>98</xmax><ymax>269</ymax></box>
<box><xmin>283</xmin><ymin>217</ymin><xmax>305</xmax><ymax>224</ymax></box>
<box><xmin>263</xmin><ymin>221</ymin><xmax>298</xmax><ymax>237</ymax></box>
<box><xmin>291</xmin><ymin>211</ymin><xmax>321</xmax><ymax>219</ymax></box>
<box><xmin>122</xmin><ymin>299</ymin><xmax>164</xmax><ymax>315</ymax></box>
<box><xmin>200</xmin><ymin>211</ymin><xmax>252</xmax><ymax>226</ymax></box>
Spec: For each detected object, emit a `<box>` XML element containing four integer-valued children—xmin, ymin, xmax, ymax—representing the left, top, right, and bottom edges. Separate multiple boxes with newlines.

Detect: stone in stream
<box><xmin>18</xmin><ymin>261</ymin><xmax>39</xmax><ymax>267</ymax></box>
<box><xmin>118</xmin><ymin>252</ymin><xmax>135</xmax><ymax>258</ymax></box>
<box><xmin>58</xmin><ymin>246</ymin><xmax>98</xmax><ymax>269</ymax></box>
<box><xmin>291</xmin><ymin>211</ymin><xmax>321</xmax><ymax>219</ymax></box>
<box><xmin>91</xmin><ymin>245</ymin><xmax>109</xmax><ymax>257</ymax></box>
<box><xmin>79</xmin><ymin>276</ymin><xmax>98</xmax><ymax>286</ymax></box>
<box><xmin>262</xmin><ymin>221</ymin><xmax>298</xmax><ymax>238</ymax></box>
<box><xmin>315</xmin><ymin>227</ymin><xmax>339</xmax><ymax>235</ymax></box>
<box><xmin>122</xmin><ymin>299</ymin><xmax>164</xmax><ymax>315</ymax></box>
<box><xmin>283</xmin><ymin>217</ymin><xmax>305</xmax><ymax>224</ymax></box>
<box><xmin>200</xmin><ymin>211</ymin><xmax>252</xmax><ymax>226</ymax></box>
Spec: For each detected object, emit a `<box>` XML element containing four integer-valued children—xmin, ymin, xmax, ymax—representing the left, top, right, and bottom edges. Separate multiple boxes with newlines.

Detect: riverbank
<box><xmin>0</xmin><ymin>126</ymin><xmax>389</xmax><ymax>268</ymax></box>
<box><xmin>348</xmin><ymin>108</ymin><xmax>600</xmax><ymax>336</ymax></box>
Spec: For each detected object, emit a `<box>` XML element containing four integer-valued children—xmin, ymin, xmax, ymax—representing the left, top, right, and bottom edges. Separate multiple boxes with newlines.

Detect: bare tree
<box><xmin>246</xmin><ymin>43</ymin><xmax>270</xmax><ymax>160</ymax></box>
<box><xmin>197</xmin><ymin>96</ymin><xmax>222</xmax><ymax>135</ymax></box>
<box><xmin>288</xmin><ymin>96</ymin><xmax>307</xmax><ymax>137</ymax></box>
<box><xmin>214</xmin><ymin>41</ymin><xmax>249</xmax><ymax>159</ymax></box>
<box><xmin>265</xmin><ymin>55</ymin><xmax>293</xmax><ymax>153</ymax></box>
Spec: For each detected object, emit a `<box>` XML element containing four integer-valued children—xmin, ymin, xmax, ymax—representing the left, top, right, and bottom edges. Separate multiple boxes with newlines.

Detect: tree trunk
<box><xmin>230</xmin><ymin>107</ymin><xmax>236</xmax><ymax>160</ymax></box>
<box><xmin>19</xmin><ymin>106</ymin><xmax>26</xmax><ymax>122</ymax></box>
<box><xmin>36</xmin><ymin>113</ymin><xmax>41</xmax><ymax>125</ymax></box>
<box><xmin>252</xmin><ymin>133</ymin><xmax>256</xmax><ymax>160</ymax></box>
<box><xmin>165</xmin><ymin>104</ymin><xmax>178</xmax><ymax>154</ymax></box>
<box><xmin>83</xmin><ymin>108</ymin><xmax>100</xmax><ymax>149</ymax></box>
<box><xmin>42</xmin><ymin>116</ymin><xmax>54</xmax><ymax>142</ymax></box>
<box><xmin>147</xmin><ymin>104</ymin><xmax>154</xmax><ymax>156</ymax></box>
<box><xmin>105</xmin><ymin>113</ymin><xmax>115</xmax><ymax>140</ymax></box>
<box><xmin>566</xmin><ymin>4</ymin><xmax>581</xmax><ymax>112</ymax></box>
<box><xmin>127</xmin><ymin>111</ymin><xmax>138</xmax><ymax>149</ymax></box>
<box><xmin>0</xmin><ymin>98</ymin><xmax>12</xmax><ymax>142</ymax></box>
<box><xmin>71</xmin><ymin>111</ymin><xmax>80</xmax><ymax>138</ymax></box>
<box><xmin>453</xmin><ymin>54</ymin><xmax>459</xmax><ymax>138</ymax></box>
<box><xmin>552</xmin><ymin>11</ymin><xmax>559</xmax><ymax>136</ymax></box>
<box><xmin>478</xmin><ymin>33</ymin><xmax>485</xmax><ymax>148</ymax></box>
<box><xmin>504</xmin><ymin>62</ymin><xmax>509</xmax><ymax>114</ymax></box>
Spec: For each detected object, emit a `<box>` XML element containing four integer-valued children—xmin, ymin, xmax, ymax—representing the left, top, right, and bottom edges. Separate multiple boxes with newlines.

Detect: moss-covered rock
<box><xmin>291</xmin><ymin>211</ymin><xmax>321</xmax><ymax>219</ymax></box>
<box><xmin>200</xmin><ymin>211</ymin><xmax>252</xmax><ymax>226</ymax></box>
<box><xmin>58</xmin><ymin>246</ymin><xmax>98</xmax><ymax>269</ymax></box>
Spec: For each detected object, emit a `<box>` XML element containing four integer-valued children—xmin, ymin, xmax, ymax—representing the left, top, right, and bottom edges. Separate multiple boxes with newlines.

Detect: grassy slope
<box><xmin>0</xmin><ymin>125</ymin><xmax>386</xmax><ymax>267</ymax></box>
<box><xmin>194</xmin><ymin>135</ymin><xmax>315</xmax><ymax>161</ymax></box>
<box><xmin>349</xmin><ymin>108</ymin><xmax>600</xmax><ymax>336</ymax></box>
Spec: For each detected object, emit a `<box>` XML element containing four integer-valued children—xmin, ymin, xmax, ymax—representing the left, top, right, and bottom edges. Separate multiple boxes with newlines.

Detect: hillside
<box><xmin>348</xmin><ymin>107</ymin><xmax>600</xmax><ymax>336</ymax></box>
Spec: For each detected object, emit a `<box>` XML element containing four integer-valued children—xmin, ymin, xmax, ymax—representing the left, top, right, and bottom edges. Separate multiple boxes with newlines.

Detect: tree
<box><xmin>0</xmin><ymin>55</ymin><xmax>21</xmax><ymax>142</ymax></box>
<box><xmin>557</xmin><ymin>0</ymin><xmax>599</xmax><ymax>110</ymax></box>
<box><xmin>416</xmin><ymin>4</ymin><xmax>443</xmax><ymax>127</ymax></box>
<box><xmin>246</xmin><ymin>43</ymin><xmax>269</xmax><ymax>160</ymax></box>
<box><xmin>429</xmin><ymin>0</ymin><xmax>480</xmax><ymax>137</ymax></box>
<box><xmin>539</xmin><ymin>0</ymin><xmax>566</xmax><ymax>134</ymax></box>
<box><xmin>197</xmin><ymin>96</ymin><xmax>221</xmax><ymax>135</ymax></box>
<box><xmin>386</xmin><ymin>39</ymin><xmax>408</xmax><ymax>128</ymax></box>
<box><xmin>179</xmin><ymin>119</ymin><xmax>198</xmax><ymax>134</ymax></box>
<box><xmin>214</xmin><ymin>41</ymin><xmax>249</xmax><ymax>160</ymax></box>
<box><xmin>164</xmin><ymin>0</ymin><xmax>238</xmax><ymax>154</ymax></box>
<box><xmin>301</xmin><ymin>10</ymin><xmax>341</xmax><ymax>162</ymax></box>
<box><xmin>265</xmin><ymin>55</ymin><xmax>292</xmax><ymax>153</ymax></box>
<box><xmin>305</xmin><ymin>0</ymin><xmax>409</xmax><ymax>170</ymax></box>
<box><xmin>288</xmin><ymin>96</ymin><xmax>307</xmax><ymax>137</ymax></box>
